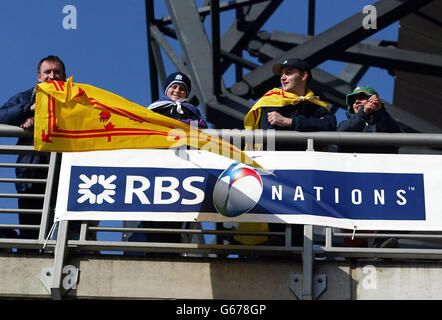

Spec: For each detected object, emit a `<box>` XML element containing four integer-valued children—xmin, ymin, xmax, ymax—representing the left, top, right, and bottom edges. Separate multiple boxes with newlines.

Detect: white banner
<box><xmin>55</xmin><ymin>149</ymin><xmax>442</xmax><ymax>231</ymax></box>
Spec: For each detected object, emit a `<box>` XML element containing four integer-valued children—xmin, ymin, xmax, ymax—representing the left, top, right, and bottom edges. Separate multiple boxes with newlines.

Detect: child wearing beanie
<box><xmin>122</xmin><ymin>73</ymin><xmax>208</xmax><ymax>248</ymax></box>
<box><xmin>147</xmin><ymin>72</ymin><xmax>208</xmax><ymax>128</ymax></box>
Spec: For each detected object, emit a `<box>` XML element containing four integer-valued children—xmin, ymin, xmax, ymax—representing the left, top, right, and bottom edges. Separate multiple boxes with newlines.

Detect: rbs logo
<box><xmin>76</xmin><ymin>174</ymin><xmax>204</xmax><ymax>205</ymax></box>
<box><xmin>124</xmin><ymin>175</ymin><xmax>205</xmax><ymax>205</ymax></box>
<box><xmin>68</xmin><ymin>166</ymin><xmax>212</xmax><ymax>212</ymax></box>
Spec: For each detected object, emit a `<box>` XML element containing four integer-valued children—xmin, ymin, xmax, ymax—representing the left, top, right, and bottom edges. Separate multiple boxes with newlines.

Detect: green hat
<box><xmin>346</xmin><ymin>85</ymin><xmax>379</xmax><ymax>113</ymax></box>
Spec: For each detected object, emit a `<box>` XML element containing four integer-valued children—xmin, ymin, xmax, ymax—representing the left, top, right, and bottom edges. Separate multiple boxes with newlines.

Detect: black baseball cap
<box><xmin>272</xmin><ymin>58</ymin><xmax>313</xmax><ymax>81</ymax></box>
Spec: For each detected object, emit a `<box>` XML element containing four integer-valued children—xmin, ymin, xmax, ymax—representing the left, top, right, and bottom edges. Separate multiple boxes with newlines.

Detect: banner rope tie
<box><xmin>43</xmin><ymin>221</ymin><xmax>58</xmax><ymax>249</ymax></box>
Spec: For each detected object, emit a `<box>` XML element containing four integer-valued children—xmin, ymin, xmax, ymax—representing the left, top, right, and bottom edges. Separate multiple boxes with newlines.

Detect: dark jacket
<box><xmin>259</xmin><ymin>100</ymin><xmax>336</xmax><ymax>151</ymax></box>
<box><xmin>337</xmin><ymin>105</ymin><xmax>403</xmax><ymax>153</ymax></box>
<box><xmin>259</xmin><ymin>100</ymin><xmax>336</xmax><ymax>131</ymax></box>
<box><xmin>147</xmin><ymin>95</ymin><xmax>208</xmax><ymax>128</ymax></box>
<box><xmin>0</xmin><ymin>87</ymin><xmax>49</xmax><ymax>193</ymax></box>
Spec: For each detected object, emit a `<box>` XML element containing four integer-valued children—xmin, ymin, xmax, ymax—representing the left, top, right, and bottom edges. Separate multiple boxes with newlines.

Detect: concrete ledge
<box><xmin>0</xmin><ymin>253</ymin><xmax>351</xmax><ymax>299</ymax></box>
<box><xmin>0</xmin><ymin>253</ymin><xmax>53</xmax><ymax>299</ymax></box>
<box><xmin>354</xmin><ymin>260</ymin><xmax>442</xmax><ymax>299</ymax></box>
<box><xmin>6</xmin><ymin>253</ymin><xmax>442</xmax><ymax>299</ymax></box>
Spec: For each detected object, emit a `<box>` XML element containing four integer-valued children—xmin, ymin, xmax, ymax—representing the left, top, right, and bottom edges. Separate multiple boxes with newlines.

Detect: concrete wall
<box><xmin>354</xmin><ymin>261</ymin><xmax>442</xmax><ymax>299</ymax></box>
<box><xmin>1</xmin><ymin>252</ymin><xmax>441</xmax><ymax>299</ymax></box>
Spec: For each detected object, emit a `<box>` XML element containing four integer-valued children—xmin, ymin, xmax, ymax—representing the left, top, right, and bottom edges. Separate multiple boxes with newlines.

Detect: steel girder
<box><xmin>147</xmin><ymin>0</ymin><xmax>439</xmax><ymax>131</ymax></box>
<box><xmin>231</xmin><ymin>0</ymin><xmax>436</xmax><ymax>99</ymax></box>
<box><xmin>268</xmin><ymin>30</ymin><xmax>442</xmax><ymax>77</ymax></box>
<box><xmin>146</xmin><ymin>0</ymin><xmax>160</xmax><ymax>102</ymax></box>
<box><xmin>165</xmin><ymin>0</ymin><xmax>215</xmax><ymax>115</ymax></box>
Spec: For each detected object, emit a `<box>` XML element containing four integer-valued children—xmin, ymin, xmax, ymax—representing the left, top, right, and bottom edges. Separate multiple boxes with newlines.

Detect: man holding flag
<box><xmin>0</xmin><ymin>55</ymin><xmax>66</xmax><ymax>242</ymax></box>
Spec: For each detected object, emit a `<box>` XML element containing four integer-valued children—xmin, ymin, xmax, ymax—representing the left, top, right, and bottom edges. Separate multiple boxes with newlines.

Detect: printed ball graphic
<box><xmin>213</xmin><ymin>163</ymin><xmax>263</xmax><ymax>217</ymax></box>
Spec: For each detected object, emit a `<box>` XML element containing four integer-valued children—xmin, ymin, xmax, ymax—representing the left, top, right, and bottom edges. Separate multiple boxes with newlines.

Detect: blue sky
<box><xmin>0</xmin><ymin>0</ymin><xmax>399</xmax><ymax>245</ymax></box>
<box><xmin>0</xmin><ymin>0</ymin><xmax>398</xmax><ymax>110</ymax></box>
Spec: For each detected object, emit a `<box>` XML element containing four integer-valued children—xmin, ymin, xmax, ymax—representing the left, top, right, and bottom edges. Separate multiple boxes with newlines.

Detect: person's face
<box><xmin>166</xmin><ymin>83</ymin><xmax>187</xmax><ymax>101</ymax></box>
<box><xmin>37</xmin><ymin>61</ymin><xmax>66</xmax><ymax>83</ymax></box>
<box><xmin>280</xmin><ymin>67</ymin><xmax>308</xmax><ymax>94</ymax></box>
<box><xmin>352</xmin><ymin>93</ymin><xmax>370</xmax><ymax>113</ymax></box>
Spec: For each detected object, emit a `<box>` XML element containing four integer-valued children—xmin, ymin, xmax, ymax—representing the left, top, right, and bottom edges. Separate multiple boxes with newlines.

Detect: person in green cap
<box><xmin>338</xmin><ymin>85</ymin><xmax>402</xmax><ymax>153</ymax></box>
<box><xmin>338</xmin><ymin>86</ymin><xmax>403</xmax><ymax>249</ymax></box>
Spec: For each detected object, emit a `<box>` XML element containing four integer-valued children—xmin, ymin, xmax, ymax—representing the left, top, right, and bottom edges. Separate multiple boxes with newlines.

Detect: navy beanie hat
<box><xmin>164</xmin><ymin>72</ymin><xmax>191</xmax><ymax>96</ymax></box>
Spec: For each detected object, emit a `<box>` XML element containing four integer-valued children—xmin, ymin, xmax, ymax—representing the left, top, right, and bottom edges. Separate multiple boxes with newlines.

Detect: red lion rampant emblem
<box><xmin>99</xmin><ymin>111</ymin><xmax>111</xmax><ymax>122</ymax></box>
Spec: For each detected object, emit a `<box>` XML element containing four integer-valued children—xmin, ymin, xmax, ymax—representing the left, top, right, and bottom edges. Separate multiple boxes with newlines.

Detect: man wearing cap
<box><xmin>238</xmin><ymin>59</ymin><xmax>336</xmax><ymax>248</ymax></box>
<box><xmin>338</xmin><ymin>85</ymin><xmax>402</xmax><ymax>153</ymax></box>
<box><xmin>244</xmin><ymin>58</ymin><xmax>336</xmax><ymax>134</ymax></box>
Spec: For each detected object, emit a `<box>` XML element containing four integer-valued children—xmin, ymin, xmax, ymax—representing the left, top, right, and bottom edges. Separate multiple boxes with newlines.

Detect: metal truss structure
<box><xmin>146</xmin><ymin>0</ymin><xmax>442</xmax><ymax>132</ymax></box>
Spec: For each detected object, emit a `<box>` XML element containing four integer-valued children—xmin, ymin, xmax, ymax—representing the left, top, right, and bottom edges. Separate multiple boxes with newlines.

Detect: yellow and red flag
<box><xmin>34</xmin><ymin>77</ymin><xmax>264</xmax><ymax>170</ymax></box>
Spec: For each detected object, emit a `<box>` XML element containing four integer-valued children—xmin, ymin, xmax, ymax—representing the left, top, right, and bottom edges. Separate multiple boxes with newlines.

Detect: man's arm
<box><xmin>0</xmin><ymin>89</ymin><xmax>35</xmax><ymax>126</ymax></box>
<box><xmin>267</xmin><ymin>111</ymin><xmax>292</xmax><ymax>127</ymax></box>
<box><xmin>20</xmin><ymin>103</ymin><xmax>35</xmax><ymax>129</ymax></box>
<box><xmin>266</xmin><ymin>107</ymin><xmax>337</xmax><ymax>132</ymax></box>
<box><xmin>372</xmin><ymin>106</ymin><xmax>403</xmax><ymax>133</ymax></box>
<box><xmin>338</xmin><ymin>108</ymin><xmax>369</xmax><ymax>132</ymax></box>
<box><xmin>292</xmin><ymin>107</ymin><xmax>337</xmax><ymax>132</ymax></box>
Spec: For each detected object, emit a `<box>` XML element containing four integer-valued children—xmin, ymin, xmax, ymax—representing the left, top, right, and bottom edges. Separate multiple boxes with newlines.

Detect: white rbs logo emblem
<box><xmin>213</xmin><ymin>163</ymin><xmax>263</xmax><ymax>217</ymax></box>
<box><xmin>77</xmin><ymin>174</ymin><xmax>116</xmax><ymax>204</ymax></box>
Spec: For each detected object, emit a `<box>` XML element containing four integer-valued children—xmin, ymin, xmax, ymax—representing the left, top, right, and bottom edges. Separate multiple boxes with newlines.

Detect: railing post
<box><xmin>302</xmin><ymin>224</ymin><xmax>314</xmax><ymax>300</ymax></box>
<box><xmin>50</xmin><ymin>220</ymin><xmax>69</xmax><ymax>300</ymax></box>
<box><xmin>285</xmin><ymin>224</ymin><xmax>292</xmax><ymax>248</ymax></box>
<box><xmin>325</xmin><ymin>227</ymin><xmax>333</xmax><ymax>249</ymax></box>
<box><xmin>39</xmin><ymin>152</ymin><xmax>60</xmax><ymax>242</ymax></box>
<box><xmin>306</xmin><ymin>138</ymin><xmax>315</xmax><ymax>151</ymax></box>
<box><xmin>79</xmin><ymin>222</ymin><xmax>88</xmax><ymax>241</ymax></box>
<box><xmin>302</xmin><ymin>137</ymin><xmax>315</xmax><ymax>298</ymax></box>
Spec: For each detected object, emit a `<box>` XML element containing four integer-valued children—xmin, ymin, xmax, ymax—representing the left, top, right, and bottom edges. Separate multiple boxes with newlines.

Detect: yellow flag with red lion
<box><xmin>34</xmin><ymin>77</ymin><xmax>264</xmax><ymax>170</ymax></box>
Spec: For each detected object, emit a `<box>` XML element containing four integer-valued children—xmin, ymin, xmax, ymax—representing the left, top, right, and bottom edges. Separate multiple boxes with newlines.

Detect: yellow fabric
<box><xmin>243</xmin><ymin>88</ymin><xmax>329</xmax><ymax>130</ymax></box>
<box><xmin>34</xmin><ymin>77</ymin><xmax>264</xmax><ymax>170</ymax></box>
<box><xmin>234</xmin><ymin>222</ymin><xmax>269</xmax><ymax>245</ymax></box>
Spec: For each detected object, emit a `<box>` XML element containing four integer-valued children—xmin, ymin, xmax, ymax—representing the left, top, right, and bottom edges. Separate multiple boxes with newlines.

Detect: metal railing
<box><xmin>0</xmin><ymin>138</ymin><xmax>57</xmax><ymax>251</ymax></box>
<box><xmin>1</xmin><ymin>124</ymin><xmax>442</xmax><ymax>298</ymax></box>
<box><xmin>1</xmin><ymin>124</ymin><xmax>442</xmax><ymax>256</ymax></box>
